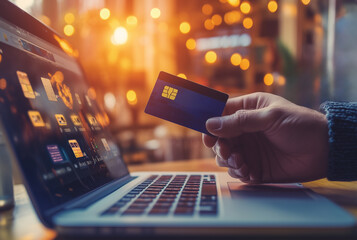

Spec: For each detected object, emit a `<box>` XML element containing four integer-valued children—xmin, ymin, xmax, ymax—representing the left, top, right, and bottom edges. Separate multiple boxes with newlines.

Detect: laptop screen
<box><xmin>0</xmin><ymin>15</ymin><xmax>129</xmax><ymax>212</ymax></box>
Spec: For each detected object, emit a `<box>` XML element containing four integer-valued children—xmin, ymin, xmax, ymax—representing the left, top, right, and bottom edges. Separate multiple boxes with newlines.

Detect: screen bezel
<box><xmin>0</xmin><ymin>1</ymin><xmax>130</xmax><ymax>227</ymax></box>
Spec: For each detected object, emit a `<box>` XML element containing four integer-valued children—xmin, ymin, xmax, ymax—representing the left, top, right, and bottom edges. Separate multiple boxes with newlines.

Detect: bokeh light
<box><xmin>179</xmin><ymin>22</ymin><xmax>191</xmax><ymax>34</ymax></box>
<box><xmin>228</xmin><ymin>0</ymin><xmax>240</xmax><ymax>7</ymax></box>
<box><xmin>301</xmin><ymin>0</ymin><xmax>311</xmax><ymax>5</ymax></box>
<box><xmin>151</xmin><ymin>8</ymin><xmax>161</xmax><ymax>19</ymax></box>
<box><xmin>99</xmin><ymin>8</ymin><xmax>110</xmax><ymax>20</ymax></box>
<box><xmin>264</xmin><ymin>73</ymin><xmax>274</xmax><ymax>86</ymax></box>
<box><xmin>224</xmin><ymin>10</ymin><xmax>241</xmax><ymax>25</ymax></box>
<box><xmin>278</xmin><ymin>75</ymin><xmax>286</xmax><ymax>86</ymax></box>
<box><xmin>111</xmin><ymin>27</ymin><xmax>128</xmax><ymax>45</ymax></box>
<box><xmin>212</xmin><ymin>14</ymin><xmax>222</xmax><ymax>26</ymax></box>
<box><xmin>240</xmin><ymin>2</ymin><xmax>251</xmax><ymax>14</ymax></box>
<box><xmin>87</xmin><ymin>87</ymin><xmax>97</xmax><ymax>100</ymax></box>
<box><xmin>40</xmin><ymin>15</ymin><xmax>51</xmax><ymax>26</ymax></box>
<box><xmin>240</xmin><ymin>58</ymin><xmax>250</xmax><ymax>70</ymax></box>
<box><xmin>204</xmin><ymin>19</ymin><xmax>215</xmax><ymax>30</ymax></box>
<box><xmin>177</xmin><ymin>73</ymin><xmax>187</xmax><ymax>79</ymax></box>
<box><xmin>126</xmin><ymin>90</ymin><xmax>138</xmax><ymax>105</ymax></box>
<box><xmin>230</xmin><ymin>53</ymin><xmax>242</xmax><ymax>66</ymax></box>
<box><xmin>205</xmin><ymin>51</ymin><xmax>217</xmax><ymax>64</ymax></box>
<box><xmin>186</xmin><ymin>38</ymin><xmax>196</xmax><ymax>50</ymax></box>
<box><xmin>104</xmin><ymin>92</ymin><xmax>116</xmax><ymax>110</ymax></box>
<box><xmin>63</xmin><ymin>24</ymin><xmax>75</xmax><ymax>36</ymax></box>
<box><xmin>126</xmin><ymin>16</ymin><xmax>138</xmax><ymax>26</ymax></box>
<box><xmin>202</xmin><ymin>4</ymin><xmax>213</xmax><ymax>15</ymax></box>
<box><xmin>0</xmin><ymin>78</ymin><xmax>7</xmax><ymax>90</ymax></box>
<box><xmin>268</xmin><ymin>1</ymin><xmax>278</xmax><ymax>13</ymax></box>
<box><xmin>243</xmin><ymin>17</ymin><xmax>253</xmax><ymax>29</ymax></box>
<box><xmin>64</xmin><ymin>13</ymin><xmax>75</xmax><ymax>24</ymax></box>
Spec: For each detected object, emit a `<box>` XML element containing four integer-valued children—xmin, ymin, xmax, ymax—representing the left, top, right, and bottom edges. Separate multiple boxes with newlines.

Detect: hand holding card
<box><xmin>145</xmin><ymin>71</ymin><xmax>228</xmax><ymax>135</ymax></box>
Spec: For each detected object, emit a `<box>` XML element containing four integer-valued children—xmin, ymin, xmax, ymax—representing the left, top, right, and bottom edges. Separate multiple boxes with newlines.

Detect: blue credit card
<box><xmin>145</xmin><ymin>71</ymin><xmax>228</xmax><ymax>135</ymax></box>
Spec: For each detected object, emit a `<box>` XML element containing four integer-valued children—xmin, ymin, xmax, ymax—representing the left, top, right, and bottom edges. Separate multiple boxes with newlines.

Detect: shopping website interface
<box><xmin>0</xmin><ymin>18</ymin><xmax>128</xmax><ymax>211</ymax></box>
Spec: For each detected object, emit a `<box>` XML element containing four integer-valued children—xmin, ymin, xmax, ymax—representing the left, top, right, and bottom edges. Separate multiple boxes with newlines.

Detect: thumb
<box><xmin>206</xmin><ymin>109</ymin><xmax>272</xmax><ymax>138</ymax></box>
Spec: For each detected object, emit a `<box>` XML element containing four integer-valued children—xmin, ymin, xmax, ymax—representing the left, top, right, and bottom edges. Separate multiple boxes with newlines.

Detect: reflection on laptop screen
<box><xmin>0</xmin><ymin>17</ymin><xmax>128</xmax><ymax>212</ymax></box>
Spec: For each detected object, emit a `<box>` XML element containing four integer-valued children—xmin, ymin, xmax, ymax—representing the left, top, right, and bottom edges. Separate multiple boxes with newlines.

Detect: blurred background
<box><xmin>10</xmin><ymin>0</ymin><xmax>357</xmax><ymax>165</ymax></box>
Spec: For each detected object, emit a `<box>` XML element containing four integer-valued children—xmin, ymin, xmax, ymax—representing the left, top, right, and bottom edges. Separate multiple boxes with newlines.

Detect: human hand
<box><xmin>203</xmin><ymin>92</ymin><xmax>329</xmax><ymax>183</ymax></box>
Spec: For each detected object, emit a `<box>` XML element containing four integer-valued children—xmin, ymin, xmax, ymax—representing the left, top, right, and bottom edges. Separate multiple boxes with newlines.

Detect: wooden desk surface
<box><xmin>1</xmin><ymin>158</ymin><xmax>357</xmax><ymax>240</ymax></box>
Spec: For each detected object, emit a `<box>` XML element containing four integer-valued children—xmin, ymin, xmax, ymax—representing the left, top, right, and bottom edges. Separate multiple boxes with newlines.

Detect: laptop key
<box><xmin>149</xmin><ymin>208</ymin><xmax>170</xmax><ymax>215</ymax></box>
<box><xmin>122</xmin><ymin>208</ymin><xmax>145</xmax><ymax>215</ymax></box>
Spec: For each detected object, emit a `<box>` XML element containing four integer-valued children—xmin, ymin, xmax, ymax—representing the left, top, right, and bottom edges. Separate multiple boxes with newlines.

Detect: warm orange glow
<box><xmin>212</xmin><ymin>14</ymin><xmax>222</xmax><ymax>26</ymax></box>
<box><xmin>158</xmin><ymin>22</ymin><xmax>168</xmax><ymax>32</ymax></box>
<box><xmin>100</xmin><ymin>8</ymin><xmax>111</xmax><ymax>20</ymax></box>
<box><xmin>264</xmin><ymin>73</ymin><xmax>274</xmax><ymax>86</ymax></box>
<box><xmin>220</xmin><ymin>0</ymin><xmax>228</xmax><ymax>3</ymax></box>
<box><xmin>268</xmin><ymin>1</ymin><xmax>278</xmax><ymax>13</ymax></box>
<box><xmin>240</xmin><ymin>2</ymin><xmax>251</xmax><ymax>14</ymax></box>
<box><xmin>205</xmin><ymin>51</ymin><xmax>217</xmax><ymax>64</ymax></box>
<box><xmin>126</xmin><ymin>16</ymin><xmax>138</xmax><ymax>26</ymax></box>
<box><xmin>40</xmin><ymin>15</ymin><xmax>51</xmax><ymax>26</ymax></box>
<box><xmin>63</xmin><ymin>24</ymin><xmax>75</xmax><ymax>36</ymax></box>
<box><xmin>64</xmin><ymin>13</ymin><xmax>75</xmax><ymax>24</ymax></box>
<box><xmin>179</xmin><ymin>22</ymin><xmax>191</xmax><ymax>34</ymax></box>
<box><xmin>107</xmin><ymin>51</ymin><xmax>117</xmax><ymax>64</ymax></box>
<box><xmin>53</xmin><ymin>34</ymin><xmax>77</xmax><ymax>57</ymax></box>
<box><xmin>0</xmin><ymin>78</ymin><xmax>7</xmax><ymax>90</ymax></box>
<box><xmin>87</xmin><ymin>87</ymin><xmax>97</xmax><ymax>100</ymax></box>
<box><xmin>204</xmin><ymin>19</ymin><xmax>215</xmax><ymax>30</ymax></box>
<box><xmin>126</xmin><ymin>90</ymin><xmax>137</xmax><ymax>105</ymax></box>
<box><xmin>230</xmin><ymin>53</ymin><xmax>242</xmax><ymax>66</ymax></box>
<box><xmin>177</xmin><ymin>73</ymin><xmax>187</xmax><ymax>79</ymax></box>
<box><xmin>120</xmin><ymin>58</ymin><xmax>131</xmax><ymax>70</ymax></box>
<box><xmin>151</xmin><ymin>8</ymin><xmax>161</xmax><ymax>19</ymax></box>
<box><xmin>202</xmin><ymin>4</ymin><xmax>213</xmax><ymax>15</ymax></box>
<box><xmin>228</xmin><ymin>0</ymin><xmax>240</xmax><ymax>7</ymax></box>
<box><xmin>111</xmin><ymin>27</ymin><xmax>128</xmax><ymax>45</ymax></box>
<box><xmin>186</xmin><ymin>38</ymin><xmax>196</xmax><ymax>50</ymax></box>
<box><xmin>240</xmin><ymin>58</ymin><xmax>250</xmax><ymax>70</ymax></box>
<box><xmin>0</xmin><ymin>53</ymin><xmax>2</xmax><ymax>64</ymax></box>
<box><xmin>301</xmin><ymin>0</ymin><xmax>310</xmax><ymax>5</ymax></box>
<box><xmin>278</xmin><ymin>76</ymin><xmax>286</xmax><ymax>86</ymax></box>
<box><xmin>243</xmin><ymin>17</ymin><xmax>253</xmax><ymax>29</ymax></box>
<box><xmin>224</xmin><ymin>11</ymin><xmax>241</xmax><ymax>25</ymax></box>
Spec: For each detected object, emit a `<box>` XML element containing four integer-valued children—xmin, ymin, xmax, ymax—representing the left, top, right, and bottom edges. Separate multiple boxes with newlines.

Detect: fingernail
<box><xmin>206</xmin><ymin>118</ymin><xmax>222</xmax><ymax>131</ymax></box>
<box><xmin>234</xmin><ymin>169</ymin><xmax>245</xmax><ymax>178</ymax></box>
<box><xmin>228</xmin><ymin>155</ymin><xmax>236</xmax><ymax>168</ymax></box>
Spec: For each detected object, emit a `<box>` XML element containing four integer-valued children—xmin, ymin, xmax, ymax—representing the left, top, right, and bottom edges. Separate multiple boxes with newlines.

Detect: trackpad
<box><xmin>228</xmin><ymin>182</ymin><xmax>312</xmax><ymax>199</ymax></box>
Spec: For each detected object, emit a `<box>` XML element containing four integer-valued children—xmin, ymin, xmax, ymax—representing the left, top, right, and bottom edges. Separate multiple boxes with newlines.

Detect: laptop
<box><xmin>0</xmin><ymin>1</ymin><xmax>355</xmax><ymax>237</ymax></box>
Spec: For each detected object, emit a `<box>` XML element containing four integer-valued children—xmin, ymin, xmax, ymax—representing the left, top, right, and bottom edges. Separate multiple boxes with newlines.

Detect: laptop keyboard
<box><xmin>101</xmin><ymin>174</ymin><xmax>218</xmax><ymax>217</ymax></box>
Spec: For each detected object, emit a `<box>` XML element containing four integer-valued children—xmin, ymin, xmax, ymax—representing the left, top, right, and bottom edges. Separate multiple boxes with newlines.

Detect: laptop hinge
<box><xmin>65</xmin><ymin>175</ymin><xmax>137</xmax><ymax>210</ymax></box>
<box><xmin>46</xmin><ymin>175</ymin><xmax>137</xmax><ymax>217</ymax></box>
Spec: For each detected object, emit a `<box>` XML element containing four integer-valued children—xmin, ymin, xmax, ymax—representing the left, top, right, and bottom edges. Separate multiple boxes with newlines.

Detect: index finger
<box><xmin>223</xmin><ymin>92</ymin><xmax>270</xmax><ymax>116</ymax></box>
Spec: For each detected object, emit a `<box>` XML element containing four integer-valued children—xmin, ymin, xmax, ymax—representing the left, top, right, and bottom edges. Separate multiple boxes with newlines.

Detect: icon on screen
<box><xmin>47</xmin><ymin>145</ymin><xmax>65</xmax><ymax>163</ymax></box>
<box><xmin>68</xmin><ymin>139</ymin><xmax>84</xmax><ymax>158</ymax></box>
<box><xmin>86</xmin><ymin>114</ymin><xmax>98</xmax><ymax>126</ymax></box>
<box><xmin>28</xmin><ymin>111</ymin><xmax>45</xmax><ymax>127</ymax></box>
<box><xmin>41</xmin><ymin>77</ymin><xmax>57</xmax><ymax>102</ymax></box>
<box><xmin>70</xmin><ymin>114</ymin><xmax>82</xmax><ymax>126</ymax></box>
<box><xmin>50</xmin><ymin>71</ymin><xmax>73</xmax><ymax>109</ymax></box>
<box><xmin>75</xmin><ymin>93</ymin><xmax>82</xmax><ymax>105</ymax></box>
<box><xmin>17</xmin><ymin>71</ymin><xmax>35</xmax><ymax>99</ymax></box>
<box><xmin>162</xmin><ymin>86</ymin><xmax>178</xmax><ymax>100</ymax></box>
<box><xmin>55</xmin><ymin>114</ymin><xmax>67</xmax><ymax>126</ymax></box>
<box><xmin>101</xmin><ymin>138</ymin><xmax>111</xmax><ymax>152</ymax></box>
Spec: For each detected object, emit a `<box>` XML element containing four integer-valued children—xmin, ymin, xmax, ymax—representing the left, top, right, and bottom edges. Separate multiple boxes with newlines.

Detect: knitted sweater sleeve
<box><xmin>321</xmin><ymin>102</ymin><xmax>357</xmax><ymax>181</ymax></box>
